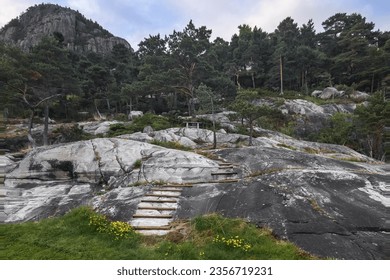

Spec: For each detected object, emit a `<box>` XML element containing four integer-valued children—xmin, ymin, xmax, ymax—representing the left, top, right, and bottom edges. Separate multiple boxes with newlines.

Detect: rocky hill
<box><xmin>0</xmin><ymin>3</ymin><xmax>131</xmax><ymax>54</ymax></box>
<box><xmin>1</xmin><ymin>126</ymin><xmax>389</xmax><ymax>259</ymax></box>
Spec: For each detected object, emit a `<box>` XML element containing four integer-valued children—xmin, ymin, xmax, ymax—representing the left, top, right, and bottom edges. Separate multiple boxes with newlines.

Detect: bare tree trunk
<box><xmin>43</xmin><ymin>103</ymin><xmax>49</xmax><ymax>146</ymax></box>
<box><xmin>236</xmin><ymin>73</ymin><xmax>241</xmax><ymax>90</ymax></box>
<box><xmin>304</xmin><ymin>70</ymin><xmax>308</xmax><ymax>95</ymax></box>
<box><xmin>211</xmin><ymin>96</ymin><xmax>217</xmax><ymax>149</ymax></box>
<box><xmin>94</xmin><ymin>99</ymin><xmax>102</xmax><ymax>119</ymax></box>
<box><xmin>28</xmin><ymin>109</ymin><xmax>36</xmax><ymax>149</ymax></box>
<box><xmin>280</xmin><ymin>55</ymin><xmax>284</xmax><ymax>95</ymax></box>
<box><xmin>249</xmin><ymin>119</ymin><xmax>253</xmax><ymax>146</ymax></box>
<box><xmin>251</xmin><ymin>72</ymin><xmax>256</xmax><ymax>89</ymax></box>
<box><xmin>106</xmin><ymin>98</ymin><xmax>111</xmax><ymax>111</ymax></box>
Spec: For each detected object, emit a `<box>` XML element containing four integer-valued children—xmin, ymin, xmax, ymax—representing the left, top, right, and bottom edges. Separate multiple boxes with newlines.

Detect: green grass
<box><xmin>108</xmin><ymin>113</ymin><xmax>173</xmax><ymax>137</ymax></box>
<box><xmin>150</xmin><ymin>140</ymin><xmax>193</xmax><ymax>151</ymax></box>
<box><xmin>0</xmin><ymin>208</ymin><xmax>316</xmax><ymax>260</ymax></box>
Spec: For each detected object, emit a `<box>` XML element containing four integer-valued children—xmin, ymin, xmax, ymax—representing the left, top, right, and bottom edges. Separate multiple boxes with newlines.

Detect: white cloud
<box><xmin>0</xmin><ymin>0</ymin><xmax>33</xmax><ymax>28</ymax></box>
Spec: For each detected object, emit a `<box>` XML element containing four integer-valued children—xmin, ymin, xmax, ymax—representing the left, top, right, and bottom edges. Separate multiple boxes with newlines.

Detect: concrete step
<box><xmin>132</xmin><ymin>225</ymin><xmax>171</xmax><ymax>230</ymax></box>
<box><xmin>150</xmin><ymin>188</ymin><xmax>183</xmax><ymax>192</ymax></box>
<box><xmin>133</xmin><ymin>214</ymin><xmax>173</xmax><ymax>219</ymax></box>
<box><xmin>135</xmin><ymin>230</ymin><xmax>170</xmax><ymax>236</ymax></box>
<box><xmin>137</xmin><ymin>206</ymin><xmax>177</xmax><ymax>211</ymax></box>
<box><xmin>138</xmin><ymin>202</ymin><xmax>177</xmax><ymax>208</ymax></box>
<box><xmin>134</xmin><ymin>209</ymin><xmax>174</xmax><ymax>216</ymax></box>
<box><xmin>218</xmin><ymin>165</ymin><xmax>234</xmax><ymax>169</ymax></box>
<box><xmin>159</xmin><ymin>184</ymin><xmax>193</xmax><ymax>188</ymax></box>
<box><xmin>141</xmin><ymin>199</ymin><xmax>178</xmax><ymax>203</ymax></box>
<box><xmin>145</xmin><ymin>193</ymin><xmax>181</xmax><ymax>198</ymax></box>
<box><xmin>211</xmin><ymin>172</ymin><xmax>238</xmax><ymax>176</ymax></box>
<box><xmin>130</xmin><ymin>218</ymin><xmax>172</xmax><ymax>227</ymax></box>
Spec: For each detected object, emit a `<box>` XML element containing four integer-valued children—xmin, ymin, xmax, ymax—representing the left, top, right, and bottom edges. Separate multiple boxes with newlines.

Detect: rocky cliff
<box><xmin>0</xmin><ymin>4</ymin><xmax>132</xmax><ymax>54</ymax></box>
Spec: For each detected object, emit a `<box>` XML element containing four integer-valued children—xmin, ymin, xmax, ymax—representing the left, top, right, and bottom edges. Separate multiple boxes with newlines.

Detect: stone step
<box><xmin>141</xmin><ymin>199</ymin><xmax>178</xmax><ymax>203</ymax></box>
<box><xmin>217</xmin><ymin>162</ymin><xmax>233</xmax><ymax>166</ymax></box>
<box><xmin>159</xmin><ymin>184</ymin><xmax>193</xmax><ymax>188</ymax></box>
<box><xmin>145</xmin><ymin>193</ymin><xmax>181</xmax><ymax>198</ymax></box>
<box><xmin>132</xmin><ymin>225</ymin><xmax>171</xmax><ymax>230</ymax></box>
<box><xmin>134</xmin><ymin>209</ymin><xmax>174</xmax><ymax>216</ymax></box>
<box><xmin>133</xmin><ymin>214</ymin><xmax>173</xmax><ymax>219</ymax></box>
<box><xmin>211</xmin><ymin>172</ymin><xmax>238</xmax><ymax>176</ymax></box>
<box><xmin>218</xmin><ymin>165</ymin><xmax>234</xmax><ymax>169</ymax></box>
<box><xmin>150</xmin><ymin>188</ymin><xmax>183</xmax><ymax>192</ymax></box>
<box><xmin>130</xmin><ymin>218</ymin><xmax>172</xmax><ymax>227</ymax></box>
<box><xmin>137</xmin><ymin>206</ymin><xmax>177</xmax><ymax>211</ymax></box>
<box><xmin>138</xmin><ymin>202</ymin><xmax>177</xmax><ymax>208</ymax></box>
<box><xmin>136</xmin><ymin>230</ymin><xmax>170</xmax><ymax>236</ymax></box>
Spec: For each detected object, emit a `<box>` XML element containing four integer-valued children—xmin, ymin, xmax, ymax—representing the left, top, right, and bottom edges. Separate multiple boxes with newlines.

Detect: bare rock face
<box><xmin>0</xmin><ymin>4</ymin><xmax>132</xmax><ymax>54</ymax></box>
<box><xmin>177</xmin><ymin>147</ymin><xmax>389</xmax><ymax>259</ymax></box>
<box><xmin>3</xmin><ymin>138</ymin><xmax>219</xmax><ymax>223</ymax></box>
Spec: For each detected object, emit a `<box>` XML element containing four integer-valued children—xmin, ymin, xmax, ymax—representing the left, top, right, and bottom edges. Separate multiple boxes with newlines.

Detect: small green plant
<box><xmin>150</xmin><ymin>140</ymin><xmax>192</xmax><ymax>151</ymax></box>
<box><xmin>277</xmin><ymin>143</ymin><xmax>297</xmax><ymax>150</ymax></box>
<box><xmin>89</xmin><ymin>212</ymin><xmax>135</xmax><ymax>240</ymax></box>
<box><xmin>249</xmin><ymin>168</ymin><xmax>284</xmax><ymax>177</ymax></box>
<box><xmin>133</xmin><ymin>159</ymin><xmax>142</xmax><ymax>169</ymax></box>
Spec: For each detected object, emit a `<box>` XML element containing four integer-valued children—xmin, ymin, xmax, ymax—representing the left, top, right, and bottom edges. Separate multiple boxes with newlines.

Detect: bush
<box><xmin>108</xmin><ymin>113</ymin><xmax>172</xmax><ymax>136</ymax></box>
<box><xmin>150</xmin><ymin>140</ymin><xmax>192</xmax><ymax>151</ymax></box>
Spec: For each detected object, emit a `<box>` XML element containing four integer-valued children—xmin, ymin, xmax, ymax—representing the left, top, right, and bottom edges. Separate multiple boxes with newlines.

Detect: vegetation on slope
<box><xmin>0</xmin><ymin>207</ymin><xmax>315</xmax><ymax>260</ymax></box>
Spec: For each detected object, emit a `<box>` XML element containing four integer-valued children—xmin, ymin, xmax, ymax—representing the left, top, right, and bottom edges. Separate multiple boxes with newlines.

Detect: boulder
<box><xmin>128</xmin><ymin>111</ymin><xmax>143</xmax><ymax>120</ymax></box>
<box><xmin>117</xmin><ymin>132</ymin><xmax>153</xmax><ymax>143</ymax></box>
<box><xmin>350</xmin><ymin>91</ymin><xmax>370</xmax><ymax>101</ymax></box>
<box><xmin>143</xmin><ymin>125</ymin><xmax>154</xmax><ymax>136</ymax></box>
<box><xmin>79</xmin><ymin>121</ymin><xmax>120</xmax><ymax>135</ymax></box>
<box><xmin>319</xmin><ymin>87</ymin><xmax>340</xmax><ymax>99</ymax></box>
<box><xmin>311</xmin><ymin>90</ymin><xmax>323</xmax><ymax>97</ymax></box>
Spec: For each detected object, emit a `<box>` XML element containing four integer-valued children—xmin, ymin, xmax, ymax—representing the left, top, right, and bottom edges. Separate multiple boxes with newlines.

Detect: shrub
<box><xmin>150</xmin><ymin>140</ymin><xmax>192</xmax><ymax>151</ymax></box>
<box><xmin>108</xmin><ymin>113</ymin><xmax>172</xmax><ymax>136</ymax></box>
<box><xmin>89</xmin><ymin>212</ymin><xmax>135</xmax><ymax>240</ymax></box>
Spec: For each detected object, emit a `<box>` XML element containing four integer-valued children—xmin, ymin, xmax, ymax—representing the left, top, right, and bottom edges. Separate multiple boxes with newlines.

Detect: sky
<box><xmin>1</xmin><ymin>0</ymin><xmax>390</xmax><ymax>49</ymax></box>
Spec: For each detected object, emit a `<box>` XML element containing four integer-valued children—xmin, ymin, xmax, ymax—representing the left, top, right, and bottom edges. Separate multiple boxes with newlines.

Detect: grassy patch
<box><xmin>133</xmin><ymin>159</ymin><xmax>142</xmax><ymax>169</ymax></box>
<box><xmin>150</xmin><ymin>140</ymin><xmax>193</xmax><ymax>151</ymax></box>
<box><xmin>108</xmin><ymin>113</ymin><xmax>172</xmax><ymax>137</ymax></box>
<box><xmin>277</xmin><ymin>143</ymin><xmax>297</xmax><ymax>150</ymax></box>
<box><xmin>0</xmin><ymin>208</ymin><xmax>316</xmax><ymax>260</ymax></box>
<box><xmin>249</xmin><ymin>168</ymin><xmax>284</xmax><ymax>177</ymax></box>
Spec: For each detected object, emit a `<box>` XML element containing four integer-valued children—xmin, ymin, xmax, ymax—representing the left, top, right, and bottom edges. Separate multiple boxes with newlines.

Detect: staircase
<box><xmin>130</xmin><ymin>159</ymin><xmax>240</xmax><ymax>235</ymax></box>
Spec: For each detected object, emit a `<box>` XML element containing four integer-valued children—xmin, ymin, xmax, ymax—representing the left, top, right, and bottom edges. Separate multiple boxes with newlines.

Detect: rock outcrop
<box><xmin>176</xmin><ymin>147</ymin><xmax>389</xmax><ymax>259</ymax></box>
<box><xmin>2</xmin><ymin>128</ymin><xmax>388</xmax><ymax>259</ymax></box>
<box><xmin>3</xmin><ymin>138</ymin><xmax>220</xmax><ymax>222</ymax></box>
<box><xmin>0</xmin><ymin>4</ymin><xmax>132</xmax><ymax>54</ymax></box>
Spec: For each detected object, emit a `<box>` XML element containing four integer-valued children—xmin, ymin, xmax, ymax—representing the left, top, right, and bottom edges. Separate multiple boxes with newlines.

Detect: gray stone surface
<box><xmin>2</xmin><ymin>130</ymin><xmax>388</xmax><ymax>259</ymax></box>
<box><xmin>79</xmin><ymin>121</ymin><xmax>122</xmax><ymax>136</ymax></box>
<box><xmin>3</xmin><ymin>138</ymin><xmax>219</xmax><ymax>223</ymax></box>
<box><xmin>176</xmin><ymin>147</ymin><xmax>389</xmax><ymax>259</ymax></box>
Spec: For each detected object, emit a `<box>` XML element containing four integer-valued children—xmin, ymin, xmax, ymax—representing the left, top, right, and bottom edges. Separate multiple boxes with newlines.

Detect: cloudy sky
<box><xmin>1</xmin><ymin>0</ymin><xmax>389</xmax><ymax>49</ymax></box>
